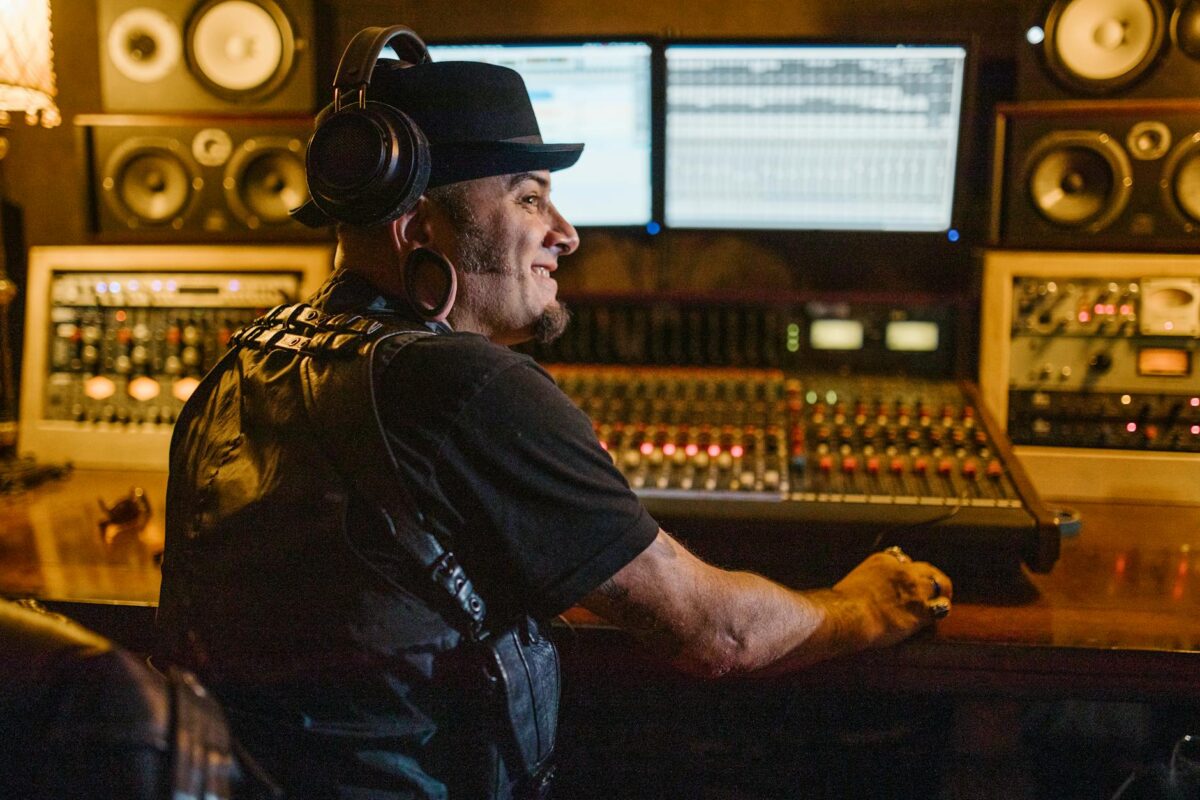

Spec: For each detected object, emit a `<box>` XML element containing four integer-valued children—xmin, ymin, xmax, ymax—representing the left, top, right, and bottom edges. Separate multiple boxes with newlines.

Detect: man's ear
<box><xmin>389</xmin><ymin>196</ymin><xmax>435</xmax><ymax>251</ymax></box>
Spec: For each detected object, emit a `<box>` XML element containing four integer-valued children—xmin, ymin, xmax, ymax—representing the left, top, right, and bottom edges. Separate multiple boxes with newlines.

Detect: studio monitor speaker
<box><xmin>991</xmin><ymin>100</ymin><xmax>1200</xmax><ymax>250</ymax></box>
<box><xmin>1019</xmin><ymin>0</ymin><xmax>1200</xmax><ymax>99</ymax></box>
<box><xmin>79</xmin><ymin>114</ymin><xmax>327</xmax><ymax>242</ymax></box>
<box><xmin>98</xmin><ymin>0</ymin><xmax>316</xmax><ymax>113</ymax></box>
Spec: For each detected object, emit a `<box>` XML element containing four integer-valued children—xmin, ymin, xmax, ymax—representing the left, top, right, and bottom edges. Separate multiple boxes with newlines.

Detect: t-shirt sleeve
<box><xmin>432</xmin><ymin>360</ymin><xmax>659</xmax><ymax>619</ymax></box>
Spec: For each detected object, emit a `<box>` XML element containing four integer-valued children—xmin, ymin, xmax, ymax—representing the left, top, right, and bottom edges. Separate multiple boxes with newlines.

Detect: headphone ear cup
<box><xmin>304</xmin><ymin>102</ymin><xmax>431</xmax><ymax>226</ymax></box>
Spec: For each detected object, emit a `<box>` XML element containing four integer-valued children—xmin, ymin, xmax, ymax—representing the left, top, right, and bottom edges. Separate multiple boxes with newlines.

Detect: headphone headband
<box><xmin>333</xmin><ymin>25</ymin><xmax>430</xmax><ymax>111</ymax></box>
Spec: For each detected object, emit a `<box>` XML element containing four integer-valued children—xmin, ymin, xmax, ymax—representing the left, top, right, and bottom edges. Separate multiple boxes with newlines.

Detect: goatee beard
<box><xmin>532</xmin><ymin>301</ymin><xmax>571</xmax><ymax>344</ymax></box>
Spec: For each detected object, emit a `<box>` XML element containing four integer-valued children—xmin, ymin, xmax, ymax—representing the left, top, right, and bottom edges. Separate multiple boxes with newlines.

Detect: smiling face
<box><xmin>432</xmin><ymin>171</ymin><xmax>580</xmax><ymax>346</ymax></box>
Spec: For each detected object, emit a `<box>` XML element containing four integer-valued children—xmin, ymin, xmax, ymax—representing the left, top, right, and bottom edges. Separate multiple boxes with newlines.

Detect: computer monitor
<box><xmin>664</xmin><ymin>42</ymin><xmax>968</xmax><ymax>232</ymax></box>
<box><xmin>426</xmin><ymin>40</ymin><xmax>655</xmax><ymax>228</ymax></box>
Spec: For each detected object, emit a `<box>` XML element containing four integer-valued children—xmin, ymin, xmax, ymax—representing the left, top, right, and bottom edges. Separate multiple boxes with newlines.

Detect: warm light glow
<box><xmin>84</xmin><ymin>375</ymin><xmax>115</xmax><ymax>401</ymax></box>
<box><xmin>1126</xmin><ymin>422</ymin><xmax>1138</xmax><ymax>433</ymax></box>
<box><xmin>731</xmin><ymin>445</ymin><xmax>744</xmax><ymax>458</ymax></box>
<box><xmin>0</xmin><ymin>0</ymin><xmax>61</xmax><ymax>127</ymax></box>
<box><xmin>662</xmin><ymin>443</ymin><xmax>676</xmax><ymax>456</ymax></box>
<box><xmin>127</xmin><ymin>376</ymin><xmax>160</xmax><ymax>402</ymax></box>
<box><xmin>639</xmin><ymin>441</ymin><xmax>653</xmax><ymax>455</ymax></box>
<box><xmin>173</xmin><ymin>376</ymin><xmax>200</xmax><ymax>402</ymax></box>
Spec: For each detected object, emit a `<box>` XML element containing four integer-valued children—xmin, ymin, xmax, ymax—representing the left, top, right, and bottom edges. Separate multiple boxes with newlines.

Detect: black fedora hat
<box><xmin>292</xmin><ymin>59</ymin><xmax>584</xmax><ymax>227</ymax></box>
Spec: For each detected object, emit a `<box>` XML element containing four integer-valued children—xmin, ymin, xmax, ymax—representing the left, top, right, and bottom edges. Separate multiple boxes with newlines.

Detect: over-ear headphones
<box><xmin>303</xmin><ymin>26</ymin><xmax>433</xmax><ymax>226</ymax></box>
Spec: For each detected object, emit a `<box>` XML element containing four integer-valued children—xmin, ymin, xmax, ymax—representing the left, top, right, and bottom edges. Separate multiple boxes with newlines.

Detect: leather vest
<box><xmin>158</xmin><ymin>273</ymin><xmax>558</xmax><ymax>799</ymax></box>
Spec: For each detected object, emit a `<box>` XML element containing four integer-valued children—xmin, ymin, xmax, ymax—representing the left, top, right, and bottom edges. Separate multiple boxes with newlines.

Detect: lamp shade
<box><xmin>0</xmin><ymin>0</ymin><xmax>60</xmax><ymax>127</ymax></box>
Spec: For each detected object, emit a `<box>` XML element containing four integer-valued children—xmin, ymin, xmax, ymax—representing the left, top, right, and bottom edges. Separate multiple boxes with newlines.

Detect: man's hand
<box><xmin>830</xmin><ymin>547</ymin><xmax>953</xmax><ymax>650</ymax></box>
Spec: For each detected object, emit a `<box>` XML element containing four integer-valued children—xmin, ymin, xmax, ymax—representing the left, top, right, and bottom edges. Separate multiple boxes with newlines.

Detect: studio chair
<box><xmin>0</xmin><ymin>599</ymin><xmax>280</xmax><ymax>799</ymax></box>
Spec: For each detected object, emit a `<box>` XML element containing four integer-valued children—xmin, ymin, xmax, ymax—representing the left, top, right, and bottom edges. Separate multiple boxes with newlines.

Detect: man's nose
<box><xmin>545</xmin><ymin>203</ymin><xmax>580</xmax><ymax>256</ymax></box>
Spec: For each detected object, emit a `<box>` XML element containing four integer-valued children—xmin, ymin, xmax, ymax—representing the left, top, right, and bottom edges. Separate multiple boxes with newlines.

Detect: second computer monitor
<box><xmin>665</xmin><ymin>42</ymin><xmax>968</xmax><ymax>232</ymax></box>
<box><xmin>427</xmin><ymin>40</ymin><xmax>654</xmax><ymax>228</ymax></box>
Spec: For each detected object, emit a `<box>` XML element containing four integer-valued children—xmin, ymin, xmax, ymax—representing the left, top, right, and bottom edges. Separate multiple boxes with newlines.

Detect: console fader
<box><xmin>535</xmin><ymin>295</ymin><xmax>1061</xmax><ymax>581</ymax></box>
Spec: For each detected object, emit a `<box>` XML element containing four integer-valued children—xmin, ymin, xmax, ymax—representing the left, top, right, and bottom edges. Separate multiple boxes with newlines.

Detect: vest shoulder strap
<box><xmin>234</xmin><ymin>303</ymin><xmax>489</xmax><ymax>640</ymax></box>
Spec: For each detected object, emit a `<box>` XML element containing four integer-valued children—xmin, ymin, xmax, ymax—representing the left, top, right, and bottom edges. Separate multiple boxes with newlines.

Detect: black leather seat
<box><xmin>0</xmin><ymin>599</ymin><xmax>277</xmax><ymax>799</ymax></box>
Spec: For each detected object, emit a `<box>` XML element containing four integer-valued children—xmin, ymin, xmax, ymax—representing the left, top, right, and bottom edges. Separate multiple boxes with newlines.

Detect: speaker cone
<box><xmin>107</xmin><ymin>7</ymin><xmax>183</xmax><ymax>84</ymax></box>
<box><xmin>1044</xmin><ymin>0</ymin><xmax>1166</xmax><ymax>93</ymax></box>
<box><xmin>102</xmin><ymin>138</ymin><xmax>198</xmax><ymax>227</ymax></box>
<box><xmin>1024</xmin><ymin>131</ymin><xmax>1132</xmax><ymax>230</ymax></box>
<box><xmin>185</xmin><ymin>0</ymin><xmax>297</xmax><ymax>101</ymax></box>
<box><xmin>1163</xmin><ymin>135</ymin><xmax>1200</xmax><ymax>227</ymax></box>
<box><xmin>223</xmin><ymin>137</ymin><xmax>308</xmax><ymax>227</ymax></box>
<box><xmin>1174</xmin><ymin>0</ymin><xmax>1200</xmax><ymax>58</ymax></box>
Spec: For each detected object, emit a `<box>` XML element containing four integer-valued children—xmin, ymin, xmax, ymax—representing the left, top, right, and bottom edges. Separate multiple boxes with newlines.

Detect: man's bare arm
<box><xmin>581</xmin><ymin>529</ymin><xmax>952</xmax><ymax>678</ymax></box>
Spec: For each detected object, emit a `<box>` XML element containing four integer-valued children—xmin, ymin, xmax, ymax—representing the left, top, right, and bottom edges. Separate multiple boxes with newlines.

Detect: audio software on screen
<box><xmin>664</xmin><ymin>44</ymin><xmax>967</xmax><ymax>232</ymax></box>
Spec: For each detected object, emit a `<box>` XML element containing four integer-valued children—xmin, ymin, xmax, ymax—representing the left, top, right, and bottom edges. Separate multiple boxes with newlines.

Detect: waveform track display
<box><xmin>665</xmin><ymin>44</ymin><xmax>967</xmax><ymax>231</ymax></box>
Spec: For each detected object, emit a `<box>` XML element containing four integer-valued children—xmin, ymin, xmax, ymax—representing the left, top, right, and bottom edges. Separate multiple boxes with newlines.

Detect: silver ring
<box><xmin>929</xmin><ymin>598</ymin><xmax>951</xmax><ymax>620</ymax></box>
<box><xmin>883</xmin><ymin>545</ymin><xmax>910</xmax><ymax>563</ymax></box>
<box><xmin>930</xmin><ymin>576</ymin><xmax>942</xmax><ymax>599</ymax></box>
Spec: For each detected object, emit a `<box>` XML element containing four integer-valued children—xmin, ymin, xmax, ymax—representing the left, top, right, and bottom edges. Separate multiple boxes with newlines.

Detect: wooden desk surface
<box><xmin>2</xmin><ymin>468</ymin><xmax>1198</xmax><ymax>699</ymax></box>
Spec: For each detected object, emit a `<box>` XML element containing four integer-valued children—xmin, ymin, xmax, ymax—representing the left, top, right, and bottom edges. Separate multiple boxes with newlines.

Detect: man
<box><xmin>158</xmin><ymin>29</ymin><xmax>952</xmax><ymax>800</ymax></box>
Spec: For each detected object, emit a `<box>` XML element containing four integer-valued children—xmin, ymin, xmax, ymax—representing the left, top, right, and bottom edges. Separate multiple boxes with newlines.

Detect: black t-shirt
<box><xmin>378</xmin><ymin>330</ymin><xmax>659</xmax><ymax>623</ymax></box>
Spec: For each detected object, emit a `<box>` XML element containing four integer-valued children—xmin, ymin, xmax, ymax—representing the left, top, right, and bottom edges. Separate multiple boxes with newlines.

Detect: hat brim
<box><xmin>290</xmin><ymin>140</ymin><xmax>584</xmax><ymax>228</ymax></box>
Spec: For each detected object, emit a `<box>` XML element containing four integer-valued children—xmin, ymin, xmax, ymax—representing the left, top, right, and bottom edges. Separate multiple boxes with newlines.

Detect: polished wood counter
<box><xmin>2</xmin><ymin>468</ymin><xmax>1198</xmax><ymax>700</ymax></box>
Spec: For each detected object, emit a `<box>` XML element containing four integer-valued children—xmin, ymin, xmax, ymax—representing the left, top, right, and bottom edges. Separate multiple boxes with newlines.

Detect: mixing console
<box><xmin>551</xmin><ymin>365</ymin><xmax>1060</xmax><ymax>577</ymax></box>
<box><xmin>20</xmin><ymin>245</ymin><xmax>330</xmax><ymax>469</ymax></box>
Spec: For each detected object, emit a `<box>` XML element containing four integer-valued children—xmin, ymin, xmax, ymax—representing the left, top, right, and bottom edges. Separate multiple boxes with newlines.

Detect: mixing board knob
<box><xmin>866</xmin><ymin>456</ymin><xmax>880</xmax><ymax>475</ymax></box>
<box><xmin>913</xmin><ymin>457</ymin><xmax>929</xmax><ymax>475</ymax></box>
<box><xmin>818</xmin><ymin>455</ymin><xmax>833</xmax><ymax>473</ymax></box>
<box><xmin>937</xmin><ymin>458</ymin><xmax>953</xmax><ymax>476</ymax></box>
<box><xmin>986</xmin><ymin>459</ymin><xmax>1003</xmax><ymax>479</ymax></box>
<box><xmin>1088</xmin><ymin>353</ymin><xmax>1113</xmax><ymax>374</ymax></box>
<box><xmin>841</xmin><ymin>456</ymin><xmax>858</xmax><ymax>474</ymax></box>
<box><xmin>962</xmin><ymin>459</ymin><xmax>978</xmax><ymax>478</ymax></box>
<box><xmin>82</xmin><ymin>345</ymin><xmax>99</xmax><ymax>364</ymax></box>
<box><xmin>889</xmin><ymin>457</ymin><xmax>904</xmax><ymax>475</ymax></box>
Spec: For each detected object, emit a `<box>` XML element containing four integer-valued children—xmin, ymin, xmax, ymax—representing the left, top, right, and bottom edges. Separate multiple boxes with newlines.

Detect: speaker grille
<box><xmin>1024</xmin><ymin>131</ymin><xmax>1132</xmax><ymax>230</ymax></box>
<box><xmin>102</xmin><ymin>137</ymin><xmax>199</xmax><ymax>227</ymax></box>
<box><xmin>186</xmin><ymin>0</ymin><xmax>295</xmax><ymax>100</ymax></box>
<box><xmin>992</xmin><ymin>101</ymin><xmax>1200</xmax><ymax>250</ymax></box>
<box><xmin>98</xmin><ymin>0</ymin><xmax>315</xmax><ymax>113</ymax></box>
<box><xmin>222</xmin><ymin>137</ymin><xmax>307</xmax><ymax>226</ymax></box>
<box><xmin>82</xmin><ymin>114</ymin><xmax>326</xmax><ymax>242</ymax></box>
<box><xmin>1048</xmin><ymin>0</ymin><xmax>1166</xmax><ymax>89</ymax></box>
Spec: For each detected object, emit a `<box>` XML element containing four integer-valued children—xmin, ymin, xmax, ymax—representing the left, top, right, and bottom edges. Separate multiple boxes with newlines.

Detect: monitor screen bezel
<box><xmin>424</xmin><ymin>35</ymin><xmax>663</xmax><ymax>232</ymax></box>
<box><xmin>660</xmin><ymin>35</ymin><xmax>977</xmax><ymax>242</ymax></box>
